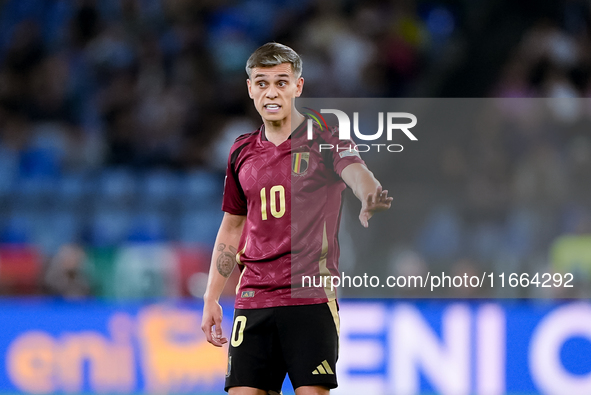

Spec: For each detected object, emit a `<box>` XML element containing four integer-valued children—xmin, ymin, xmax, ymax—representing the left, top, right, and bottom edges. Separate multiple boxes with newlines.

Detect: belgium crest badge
<box><xmin>292</xmin><ymin>151</ymin><xmax>310</xmax><ymax>176</ymax></box>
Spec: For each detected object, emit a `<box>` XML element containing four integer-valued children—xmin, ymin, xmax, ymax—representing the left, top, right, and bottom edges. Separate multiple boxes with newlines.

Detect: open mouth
<box><xmin>264</xmin><ymin>104</ymin><xmax>281</xmax><ymax>111</ymax></box>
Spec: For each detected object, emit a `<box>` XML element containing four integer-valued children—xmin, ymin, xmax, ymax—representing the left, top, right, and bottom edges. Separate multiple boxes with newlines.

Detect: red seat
<box><xmin>0</xmin><ymin>244</ymin><xmax>43</xmax><ymax>295</ymax></box>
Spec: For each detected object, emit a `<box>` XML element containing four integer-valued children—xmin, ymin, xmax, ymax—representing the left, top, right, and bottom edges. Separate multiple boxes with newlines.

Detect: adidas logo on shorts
<box><xmin>312</xmin><ymin>360</ymin><xmax>334</xmax><ymax>375</ymax></box>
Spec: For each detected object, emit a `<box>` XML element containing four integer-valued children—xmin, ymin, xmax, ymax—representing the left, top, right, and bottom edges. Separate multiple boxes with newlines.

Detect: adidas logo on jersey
<box><xmin>312</xmin><ymin>360</ymin><xmax>334</xmax><ymax>375</ymax></box>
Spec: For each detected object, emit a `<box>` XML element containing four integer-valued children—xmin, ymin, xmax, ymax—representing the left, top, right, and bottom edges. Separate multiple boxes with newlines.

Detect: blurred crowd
<box><xmin>494</xmin><ymin>2</ymin><xmax>591</xmax><ymax>98</ymax></box>
<box><xmin>0</xmin><ymin>0</ymin><xmax>445</xmax><ymax>172</ymax></box>
<box><xmin>429</xmin><ymin>2</ymin><xmax>591</xmax><ymax>297</ymax></box>
<box><xmin>0</xmin><ymin>0</ymin><xmax>589</xmax><ymax>299</ymax></box>
<box><xmin>371</xmin><ymin>97</ymin><xmax>591</xmax><ymax>299</ymax></box>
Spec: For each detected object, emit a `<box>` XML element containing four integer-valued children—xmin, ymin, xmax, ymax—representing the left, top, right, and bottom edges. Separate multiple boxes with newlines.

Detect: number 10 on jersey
<box><xmin>260</xmin><ymin>185</ymin><xmax>286</xmax><ymax>220</ymax></box>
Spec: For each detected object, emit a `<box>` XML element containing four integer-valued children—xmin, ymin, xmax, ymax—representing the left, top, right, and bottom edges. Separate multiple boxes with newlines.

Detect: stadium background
<box><xmin>0</xmin><ymin>0</ymin><xmax>590</xmax><ymax>394</ymax></box>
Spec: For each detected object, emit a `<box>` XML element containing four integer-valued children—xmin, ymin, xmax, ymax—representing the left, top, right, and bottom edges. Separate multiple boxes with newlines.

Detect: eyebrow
<box><xmin>253</xmin><ymin>73</ymin><xmax>291</xmax><ymax>79</ymax></box>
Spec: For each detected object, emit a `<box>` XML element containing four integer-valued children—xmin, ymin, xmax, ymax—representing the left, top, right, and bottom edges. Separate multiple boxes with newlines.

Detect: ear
<box><xmin>295</xmin><ymin>77</ymin><xmax>304</xmax><ymax>98</ymax></box>
<box><xmin>247</xmin><ymin>78</ymin><xmax>253</xmax><ymax>99</ymax></box>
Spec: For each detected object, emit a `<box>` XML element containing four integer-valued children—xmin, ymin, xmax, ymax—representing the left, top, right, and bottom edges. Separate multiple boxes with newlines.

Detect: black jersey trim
<box><xmin>230</xmin><ymin>142</ymin><xmax>249</xmax><ymax>199</ymax></box>
<box><xmin>234</xmin><ymin>131</ymin><xmax>257</xmax><ymax>143</ymax></box>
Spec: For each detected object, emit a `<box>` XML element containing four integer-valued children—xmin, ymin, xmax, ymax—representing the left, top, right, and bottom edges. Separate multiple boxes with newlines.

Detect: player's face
<box><xmin>247</xmin><ymin>63</ymin><xmax>304</xmax><ymax>123</ymax></box>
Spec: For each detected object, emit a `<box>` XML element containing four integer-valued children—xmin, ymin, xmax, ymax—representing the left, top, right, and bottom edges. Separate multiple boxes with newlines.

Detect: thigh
<box><xmin>276</xmin><ymin>301</ymin><xmax>339</xmax><ymax>390</ymax></box>
<box><xmin>225</xmin><ymin>308</ymin><xmax>287</xmax><ymax>393</ymax></box>
<box><xmin>228</xmin><ymin>387</ymin><xmax>267</xmax><ymax>395</ymax></box>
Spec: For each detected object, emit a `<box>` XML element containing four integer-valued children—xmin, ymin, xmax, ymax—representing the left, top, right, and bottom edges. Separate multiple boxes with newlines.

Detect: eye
<box><xmin>257</xmin><ymin>81</ymin><xmax>267</xmax><ymax>87</ymax></box>
<box><xmin>277</xmin><ymin>81</ymin><xmax>287</xmax><ymax>87</ymax></box>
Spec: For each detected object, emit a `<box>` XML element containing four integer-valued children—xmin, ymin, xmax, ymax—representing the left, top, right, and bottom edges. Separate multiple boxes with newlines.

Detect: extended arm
<box><xmin>201</xmin><ymin>212</ymin><xmax>246</xmax><ymax>346</ymax></box>
<box><xmin>341</xmin><ymin>163</ymin><xmax>393</xmax><ymax>227</ymax></box>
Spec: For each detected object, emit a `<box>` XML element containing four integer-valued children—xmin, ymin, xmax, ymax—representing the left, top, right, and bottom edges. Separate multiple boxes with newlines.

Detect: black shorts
<box><xmin>224</xmin><ymin>301</ymin><xmax>340</xmax><ymax>392</ymax></box>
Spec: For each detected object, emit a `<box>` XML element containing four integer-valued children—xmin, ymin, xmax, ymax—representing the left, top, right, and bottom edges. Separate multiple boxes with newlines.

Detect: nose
<box><xmin>266</xmin><ymin>85</ymin><xmax>278</xmax><ymax>99</ymax></box>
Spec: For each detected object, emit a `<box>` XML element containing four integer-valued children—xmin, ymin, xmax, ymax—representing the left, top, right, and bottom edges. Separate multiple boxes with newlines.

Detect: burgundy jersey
<box><xmin>222</xmin><ymin>118</ymin><xmax>364</xmax><ymax>309</ymax></box>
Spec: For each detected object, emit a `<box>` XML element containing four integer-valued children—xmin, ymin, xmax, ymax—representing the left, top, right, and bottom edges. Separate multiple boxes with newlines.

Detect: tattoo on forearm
<box><xmin>216</xmin><ymin>243</ymin><xmax>237</xmax><ymax>278</ymax></box>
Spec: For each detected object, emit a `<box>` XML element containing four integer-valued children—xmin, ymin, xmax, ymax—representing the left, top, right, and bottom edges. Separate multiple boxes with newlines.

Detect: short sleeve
<box><xmin>324</xmin><ymin>126</ymin><xmax>366</xmax><ymax>176</ymax></box>
<box><xmin>221</xmin><ymin>148</ymin><xmax>247</xmax><ymax>215</ymax></box>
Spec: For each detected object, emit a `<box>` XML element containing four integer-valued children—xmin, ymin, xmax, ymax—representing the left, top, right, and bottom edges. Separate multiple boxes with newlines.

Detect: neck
<box><xmin>264</xmin><ymin>110</ymin><xmax>305</xmax><ymax>145</ymax></box>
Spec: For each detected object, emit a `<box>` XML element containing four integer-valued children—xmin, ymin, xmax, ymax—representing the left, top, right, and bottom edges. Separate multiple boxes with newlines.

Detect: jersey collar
<box><xmin>259</xmin><ymin>117</ymin><xmax>308</xmax><ymax>145</ymax></box>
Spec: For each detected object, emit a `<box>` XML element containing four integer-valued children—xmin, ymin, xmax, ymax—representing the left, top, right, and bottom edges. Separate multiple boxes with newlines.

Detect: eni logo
<box><xmin>7</xmin><ymin>313</ymin><xmax>135</xmax><ymax>394</ymax></box>
<box><xmin>137</xmin><ymin>305</ymin><xmax>227</xmax><ymax>393</ymax></box>
<box><xmin>5</xmin><ymin>306</ymin><xmax>227</xmax><ymax>393</ymax></box>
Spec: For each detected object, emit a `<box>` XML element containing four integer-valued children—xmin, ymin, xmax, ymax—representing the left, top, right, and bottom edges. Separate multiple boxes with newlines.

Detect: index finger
<box><xmin>212</xmin><ymin>316</ymin><xmax>228</xmax><ymax>346</ymax></box>
<box><xmin>210</xmin><ymin>327</ymin><xmax>227</xmax><ymax>347</ymax></box>
<box><xmin>201</xmin><ymin>319</ymin><xmax>214</xmax><ymax>344</ymax></box>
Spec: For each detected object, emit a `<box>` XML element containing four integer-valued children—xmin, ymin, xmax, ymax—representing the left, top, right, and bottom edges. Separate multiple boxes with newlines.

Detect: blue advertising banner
<box><xmin>0</xmin><ymin>299</ymin><xmax>589</xmax><ymax>394</ymax></box>
<box><xmin>0</xmin><ymin>300</ymin><xmax>229</xmax><ymax>394</ymax></box>
<box><xmin>336</xmin><ymin>301</ymin><xmax>591</xmax><ymax>395</ymax></box>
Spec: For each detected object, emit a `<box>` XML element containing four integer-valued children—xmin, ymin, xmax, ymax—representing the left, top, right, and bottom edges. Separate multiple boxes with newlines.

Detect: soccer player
<box><xmin>201</xmin><ymin>42</ymin><xmax>392</xmax><ymax>395</ymax></box>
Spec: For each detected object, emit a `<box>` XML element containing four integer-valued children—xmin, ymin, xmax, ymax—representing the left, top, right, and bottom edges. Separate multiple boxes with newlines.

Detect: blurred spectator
<box><xmin>44</xmin><ymin>244</ymin><xmax>91</xmax><ymax>299</ymax></box>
